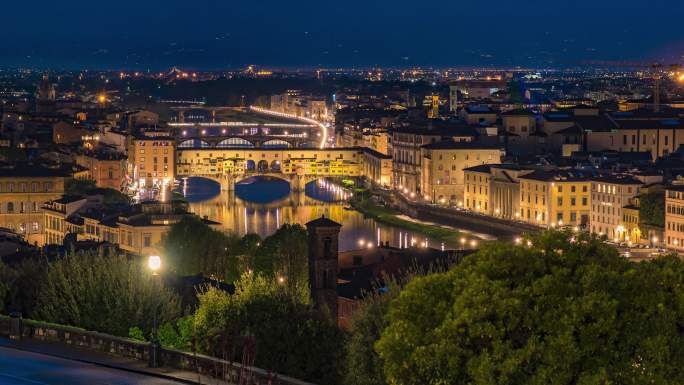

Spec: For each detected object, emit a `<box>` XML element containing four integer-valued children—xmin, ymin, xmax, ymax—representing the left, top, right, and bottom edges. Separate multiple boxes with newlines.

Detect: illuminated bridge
<box><xmin>176</xmin><ymin>147</ymin><xmax>392</xmax><ymax>192</ymax></box>
<box><xmin>176</xmin><ymin>135</ymin><xmax>319</xmax><ymax>149</ymax></box>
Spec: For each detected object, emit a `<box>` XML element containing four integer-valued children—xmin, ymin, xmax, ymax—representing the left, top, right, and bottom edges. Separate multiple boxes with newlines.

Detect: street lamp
<box><xmin>148</xmin><ymin>255</ymin><xmax>161</xmax><ymax>274</ymax></box>
<box><xmin>148</xmin><ymin>255</ymin><xmax>161</xmax><ymax>368</ymax></box>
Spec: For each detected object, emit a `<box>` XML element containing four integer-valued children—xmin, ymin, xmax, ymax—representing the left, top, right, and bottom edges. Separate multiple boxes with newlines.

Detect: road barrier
<box><xmin>0</xmin><ymin>315</ymin><xmax>313</xmax><ymax>385</ymax></box>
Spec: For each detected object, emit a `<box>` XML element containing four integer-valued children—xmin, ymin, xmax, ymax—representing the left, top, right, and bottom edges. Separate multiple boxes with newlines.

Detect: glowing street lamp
<box><xmin>147</xmin><ymin>255</ymin><xmax>162</xmax><ymax>368</ymax></box>
<box><xmin>148</xmin><ymin>255</ymin><xmax>161</xmax><ymax>275</ymax></box>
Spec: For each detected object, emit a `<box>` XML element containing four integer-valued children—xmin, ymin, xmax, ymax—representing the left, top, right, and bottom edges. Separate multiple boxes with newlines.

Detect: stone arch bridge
<box><xmin>197</xmin><ymin>172</ymin><xmax>321</xmax><ymax>193</ymax></box>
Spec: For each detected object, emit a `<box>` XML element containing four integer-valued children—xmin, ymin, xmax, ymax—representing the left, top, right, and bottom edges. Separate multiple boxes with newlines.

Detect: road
<box><xmin>0</xmin><ymin>346</ymin><xmax>186</xmax><ymax>385</ymax></box>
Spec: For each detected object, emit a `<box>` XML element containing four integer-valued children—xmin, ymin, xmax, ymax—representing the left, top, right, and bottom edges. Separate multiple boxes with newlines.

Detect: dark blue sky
<box><xmin>2</xmin><ymin>0</ymin><xmax>684</xmax><ymax>69</ymax></box>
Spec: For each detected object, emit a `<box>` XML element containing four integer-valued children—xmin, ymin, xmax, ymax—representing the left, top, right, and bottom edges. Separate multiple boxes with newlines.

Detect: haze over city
<box><xmin>3</xmin><ymin>0</ymin><xmax>684</xmax><ymax>69</ymax></box>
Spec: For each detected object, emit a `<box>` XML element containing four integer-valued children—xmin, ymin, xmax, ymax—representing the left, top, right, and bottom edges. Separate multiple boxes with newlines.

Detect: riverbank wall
<box><xmin>390</xmin><ymin>192</ymin><xmax>541</xmax><ymax>241</ymax></box>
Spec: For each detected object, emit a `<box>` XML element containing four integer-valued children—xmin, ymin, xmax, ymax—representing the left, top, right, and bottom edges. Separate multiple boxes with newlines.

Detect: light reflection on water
<box><xmin>178</xmin><ymin>177</ymin><xmax>455</xmax><ymax>251</ymax></box>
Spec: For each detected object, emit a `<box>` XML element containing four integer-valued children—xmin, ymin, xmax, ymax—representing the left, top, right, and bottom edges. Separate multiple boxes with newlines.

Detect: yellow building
<box><xmin>420</xmin><ymin>141</ymin><xmax>502</xmax><ymax>204</ymax></box>
<box><xmin>43</xmin><ymin>196</ymin><xmax>89</xmax><ymax>246</ymax></box>
<box><xmin>363</xmin><ymin>130</ymin><xmax>391</xmax><ymax>156</ymax></box>
<box><xmin>623</xmin><ymin>200</ymin><xmax>641</xmax><ymax>245</ymax></box>
<box><xmin>519</xmin><ymin>170</ymin><xmax>591</xmax><ymax>227</ymax></box>
<box><xmin>281</xmin><ymin>158</ymin><xmax>362</xmax><ymax>177</ymax></box>
<box><xmin>463</xmin><ymin>165</ymin><xmax>491</xmax><ymax>214</ymax></box>
<box><xmin>665</xmin><ymin>186</ymin><xmax>684</xmax><ymax>252</ymax></box>
<box><xmin>362</xmin><ymin>148</ymin><xmax>392</xmax><ymax>188</ymax></box>
<box><xmin>129</xmin><ymin>136</ymin><xmax>175</xmax><ymax>188</ymax></box>
<box><xmin>0</xmin><ymin>164</ymin><xmax>69</xmax><ymax>245</ymax></box>
<box><xmin>463</xmin><ymin>164</ymin><xmax>537</xmax><ymax>218</ymax></box>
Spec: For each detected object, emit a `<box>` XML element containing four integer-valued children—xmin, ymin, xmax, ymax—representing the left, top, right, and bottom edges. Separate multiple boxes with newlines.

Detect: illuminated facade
<box><xmin>519</xmin><ymin>171</ymin><xmax>591</xmax><ymax>228</ymax></box>
<box><xmin>420</xmin><ymin>141</ymin><xmax>502</xmax><ymax>204</ymax></box>
<box><xmin>464</xmin><ymin>164</ymin><xmax>536</xmax><ymax>219</ymax></box>
<box><xmin>589</xmin><ymin>176</ymin><xmax>643</xmax><ymax>241</ymax></box>
<box><xmin>666</xmin><ymin>186</ymin><xmax>684</xmax><ymax>251</ymax></box>
<box><xmin>74</xmin><ymin>152</ymin><xmax>127</xmax><ymax>190</ymax></box>
<box><xmin>129</xmin><ymin>136</ymin><xmax>175</xmax><ymax>188</ymax></box>
<box><xmin>0</xmin><ymin>165</ymin><xmax>68</xmax><ymax>245</ymax></box>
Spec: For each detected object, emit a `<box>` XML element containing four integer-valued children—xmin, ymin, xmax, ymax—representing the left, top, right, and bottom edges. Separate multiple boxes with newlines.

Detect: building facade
<box><xmin>589</xmin><ymin>176</ymin><xmax>643</xmax><ymax>241</ymax></box>
<box><xmin>129</xmin><ymin>136</ymin><xmax>175</xmax><ymax>188</ymax></box>
<box><xmin>519</xmin><ymin>171</ymin><xmax>591</xmax><ymax>228</ymax></box>
<box><xmin>421</xmin><ymin>141</ymin><xmax>502</xmax><ymax>204</ymax></box>
<box><xmin>0</xmin><ymin>165</ymin><xmax>69</xmax><ymax>245</ymax></box>
<box><xmin>665</xmin><ymin>186</ymin><xmax>684</xmax><ymax>252</ymax></box>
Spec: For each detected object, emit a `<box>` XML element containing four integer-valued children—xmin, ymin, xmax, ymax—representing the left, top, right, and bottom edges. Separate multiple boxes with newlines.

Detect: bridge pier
<box><xmin>289</xmin><ymin>175</ymin><xmax>307</xmax><ymax>193</ymax></box>
<box><xmin>219</xmin><ymin>175</ymin><xmax>236</xmax><ymax>192</ymax></box>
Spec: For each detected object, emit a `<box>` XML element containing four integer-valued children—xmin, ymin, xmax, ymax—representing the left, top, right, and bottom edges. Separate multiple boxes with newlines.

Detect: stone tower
<box><xmin>36</xmin><ymin>74</ymin><xmax>56</xmax><ymax>114</ymax></box>
<box><xmin>305</xmin><ymin>215</ymin><xmax>341</xmax><ymax>320</ymax></box>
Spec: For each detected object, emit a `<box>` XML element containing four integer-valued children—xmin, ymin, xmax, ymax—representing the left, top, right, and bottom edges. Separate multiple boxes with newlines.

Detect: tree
<box><xmin>250</xmin><ymin>224</ymin><xmax>309</xmax><ymax>303</ymax></box>
<box><xmin>33</xmin><ymin>251</ymin><xmax>181</xmax><ymax>337</ymax></box>
<box><xmin>344</xmin><ymin>266</ymin><xmax>452</xmax><ymax>385</ymax></box>
<box><xmin>193</xmin><ymin>272</ymin><xmax>345</xmax><ymax>384</ymax></box>
<box><xmin>163</xmin><ymin>215</ymin><xmax>242</xmax><ymax>280</ymax></box>
<box><xmin>344</xmin><ymin>282</ymin><xmax>397</xmax><ymax>385</ymax></box>
<box><xmin>639</xmin><ymin>192</ymin><xmax>665</xmax><ymax>227</ymax></box>
<box><xmin>376</xmin><ymin>231</ymin><xmax>684</xmax><ymax>385</ymax></box>
<box><xmin>0</xmin><ymin>258</ymin><xmax>46</xmax><ymax>316</ymax></box>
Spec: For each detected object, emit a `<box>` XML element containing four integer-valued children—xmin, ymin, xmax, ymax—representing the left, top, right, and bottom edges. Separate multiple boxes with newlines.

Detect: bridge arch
<box><xmin>270</xmin><ymin>160</ymin><xmax>281</xmax><ymax>172</ymax></box>
<box><xmin>262</xmin><ymin>139</ymin><xmax>292</xmax><ymax>149</ymax></box>
<box><xmin>245</xmin><ymin>160</ymin><xmax>256</xmax><ymax>171</ymax></box>
<box><xmin>217</xmin><ymin>137</ymin><xmax>255</xmax><ymax>148</ymax></box>
<box><xmin>257</xmin><ymin>160</ymin><xmax>269</xmax><ymax>172</ymax></box>
<box><xmin>179</xmin><ymin>139</ymin><xmax>210</xmax><ymax>149</ymax></box>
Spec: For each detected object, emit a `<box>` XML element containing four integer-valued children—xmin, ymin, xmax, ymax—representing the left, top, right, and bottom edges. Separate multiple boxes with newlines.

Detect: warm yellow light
<box><xmin>98</xmin><ymin>94</ymin><xmax>106</xmax><ymax>103</ymax></box>
<box><xmin>148</xmin><ymin>255</ymin><xmax>161</xmax><ymax>272</ymax></box>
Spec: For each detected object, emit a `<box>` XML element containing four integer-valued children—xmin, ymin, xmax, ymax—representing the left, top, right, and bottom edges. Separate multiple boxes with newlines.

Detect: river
<box><xmin>176</xmin><ymin>176</ymin><xmax>458</xmax><ymax>251</ymax></box>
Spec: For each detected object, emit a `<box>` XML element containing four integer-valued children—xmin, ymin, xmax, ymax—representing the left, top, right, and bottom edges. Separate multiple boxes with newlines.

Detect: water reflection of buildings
<box><xmin>183</xmin><ymin>178</ymin><xmax>455</xmax><ymax>251</ymax></box>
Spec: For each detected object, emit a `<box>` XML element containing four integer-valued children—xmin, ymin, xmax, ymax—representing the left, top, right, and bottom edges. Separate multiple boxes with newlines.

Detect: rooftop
<box><xmin>519</xmin><ymin>169</ymin><xmax>592</xmax><ymax>182</ymax></box>
<box><xmin>422</xmin><ymin>140</ymin><xmax>501</xmax><ymax>150</ymax></box>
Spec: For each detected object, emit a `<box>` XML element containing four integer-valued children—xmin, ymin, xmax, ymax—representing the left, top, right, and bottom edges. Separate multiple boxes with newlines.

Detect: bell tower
<box><xmin>305</xmin><ymin>215</ymin><xmax>341</xmax><ymax>320</ymax></box>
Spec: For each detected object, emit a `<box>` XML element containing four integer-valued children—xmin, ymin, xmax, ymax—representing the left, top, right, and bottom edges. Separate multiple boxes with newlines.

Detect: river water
<box><xmin>177</xmin><ymin>176</ymin><xmax>458</xmax><ymax>252</ymax></box>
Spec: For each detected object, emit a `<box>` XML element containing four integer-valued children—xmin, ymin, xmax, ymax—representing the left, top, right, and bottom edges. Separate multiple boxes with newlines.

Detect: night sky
<box><xmin>2</xmin><ymin>0</ymin><xmax>684</xmax><ymax>69</ymax></box>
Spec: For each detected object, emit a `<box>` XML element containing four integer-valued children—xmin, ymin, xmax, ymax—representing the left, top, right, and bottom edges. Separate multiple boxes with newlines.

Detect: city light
<box><xmin>148</xmin><ymin>255</ymin><xmax>161</xmax><ymax>274</ymax></box>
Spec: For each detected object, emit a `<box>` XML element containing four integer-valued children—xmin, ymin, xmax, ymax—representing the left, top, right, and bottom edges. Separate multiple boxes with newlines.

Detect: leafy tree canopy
<box><xmin>639</xmin><ymin>192</ymin><xmax>665</xmax><ymax>228</ymax></box>
<box><xmin>376</xmin><ymin>231</ymin><xmax>684</xmax><ymax>385</ymax></box>
<box><xmin>33</xmin><ymin>251</ymin><xmax>181</xmax><ymax>337</ymax></box>
<box><xmin>193</xmin><ymin>272</ymin><xmax>344</xmax><ymax>384</ymax></box>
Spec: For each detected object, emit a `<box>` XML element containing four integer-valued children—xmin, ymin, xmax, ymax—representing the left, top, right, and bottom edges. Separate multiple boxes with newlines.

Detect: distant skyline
<box><xmin>2</xmin><ymin>0</ymin><xmax>684</xmax><ymax>70</ymax></box>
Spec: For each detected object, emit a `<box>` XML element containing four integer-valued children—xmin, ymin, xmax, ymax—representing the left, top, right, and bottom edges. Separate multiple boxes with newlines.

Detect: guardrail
<box><xmin>0</xmin><ymin>315</ymin><xmax>313</xmax><ymax>385</ymax></box>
